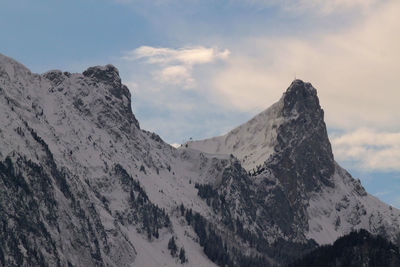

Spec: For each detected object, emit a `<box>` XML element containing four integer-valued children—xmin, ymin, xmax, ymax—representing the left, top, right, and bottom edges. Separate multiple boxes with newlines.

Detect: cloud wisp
<box><xmin>123</xmin><ymin>46</ymin><xmax>230</xmax><ymax>88</ymax></box>
<box><xmin>331</xmin><ymin>129</ymin><xmax>400</xmax><ymax>171</ymax></box>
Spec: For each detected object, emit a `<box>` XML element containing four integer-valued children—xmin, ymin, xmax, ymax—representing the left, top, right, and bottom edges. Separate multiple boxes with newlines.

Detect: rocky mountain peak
<box><xmin>186</xmin><ymin>79</ymin><xmax>333</xmax><ymax>177</ymax></box>
<box><xmin>267</xmin><ymin>79</ymin><xmax>335</xmax><ymax>199</ymax></box>
<box><xmin>282</xmin><ymin>79</ymin><xmax>320</xmax><ymax>118</ymax></box>
<box><xmin>83</xmin><ymin>64</ymin><xmax>120</xmax><ymax>85</ymax></box>
<box><xmin>286</xmin><ymin>79</ymin><xmax>315</xmax><ymax>93</ymax></box>
<box><xmin>82</xmin><ymin>64</ymin><xmax>130</xmax><ymax>101</ymax></box>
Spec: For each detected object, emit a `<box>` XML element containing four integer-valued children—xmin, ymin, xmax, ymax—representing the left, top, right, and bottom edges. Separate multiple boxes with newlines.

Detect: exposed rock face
<box><xmin>251</xmin><ymin>80</ymin><xmax>336</xmax><ymax>248</ymax></box>
<box><xmin>83</xmin><ymin>65</ymin><xmax>131</xmax><ymax>101</ymax></box>
<box><xmin>83</xmin><ymin>65</ymin><xmax>121</xmax><ymax>87</ymax></box>
<box><xmin>0</xmin><ymin>53</ymin><xmax>399</xmax><ymax>267</ymax></box>
<box><xmin>43</xmin><ymin>70</ymin><xmax>66</xmax><ymax>86</ymax></box>
<box><xmin>82</xmin><ymin>64</ymin><xmax>140</xmax><ymax>129</ymax></box>
<box><xmin>271</xmin><ymin>79</ymin><xmax>335</xmax><ymax>195</ymax></box>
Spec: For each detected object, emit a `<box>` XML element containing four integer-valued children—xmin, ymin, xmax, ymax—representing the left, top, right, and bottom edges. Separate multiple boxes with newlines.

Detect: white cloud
<box><xmin>331</xmin><ymin>129</ymin><xmax>400</xmax><ymax>171</ymax></box>
<box><xmin>333</xmin><ymin>130</ymin><xmax>400</xmax><ymax>147</ymax></box>
<box><xmin>128</xmin><ymin>46</ymin><xmax>230</xmax><ymax>65</ymax></box>
<box><xmin>123</xmin><ymin>46</ymin><xmax>230</xmax><ymax>88</ymax></box>
<box><xmin>211</xmin><ymin>0</ymin><xmax>400</xmax><ymax>130</ymax></box>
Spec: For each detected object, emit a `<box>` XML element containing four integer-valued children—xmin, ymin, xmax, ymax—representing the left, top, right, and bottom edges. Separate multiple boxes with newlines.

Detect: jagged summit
<box><xmin>83</xmin><ymin>64</ymin><xmax>121</xmax><ymax>87</ymax></box>
<box><xmin>0</xmin><ymin>56</ymin><xmax>140</xmax><ymax>132</ymax></box>
<box><xmin>43</xmin><ymin>64</ymin><xmax>122</xmax><ymax>88</ymax></box>
<box><xmin>282</xmin><ymin>79</ymin><xmax>320</xmax><ymax>116</ymax></box>
<box><xmin>286</xmin><ymin>79</ymin><xmax>315</xmax><ymax>93</ymax></box>
<box><xmin>82</xmin><ymin>64</ymin><xmax>125</xmax><ymax>101</ymax></box>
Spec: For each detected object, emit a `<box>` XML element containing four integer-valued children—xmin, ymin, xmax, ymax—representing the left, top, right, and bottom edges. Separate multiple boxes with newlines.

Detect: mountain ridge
<box><xmin>0</xmin><ymin>54</ymin><xmax>399</xmax><ymax>266</ymax></box>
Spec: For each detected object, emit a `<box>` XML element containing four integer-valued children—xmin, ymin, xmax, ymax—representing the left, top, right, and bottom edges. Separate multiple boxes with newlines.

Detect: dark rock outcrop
<box><xmin>271</xmin><ymin>79</ymin><xmax>335</xmax><ymax>196</ymax></box>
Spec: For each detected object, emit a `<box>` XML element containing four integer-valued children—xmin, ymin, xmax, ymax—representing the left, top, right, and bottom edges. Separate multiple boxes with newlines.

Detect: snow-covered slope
<box><xmin>0</xmin><ymin>54</ymin><xmax>399</xmax><ymax>267</ymax></box>
<box><xmin>0</xmin><ymin>53</ymin><xmax>222</xmax><ymax>267</ymax></box>
<box><xmin>307</xmin><ymin>163</ymin><xmax>400</xmax><ymax>245</ymax></box>
<box><xmin>186</xmin><ymin>101</ymin><xmax>283</xmax><ymax>171</ymax></box>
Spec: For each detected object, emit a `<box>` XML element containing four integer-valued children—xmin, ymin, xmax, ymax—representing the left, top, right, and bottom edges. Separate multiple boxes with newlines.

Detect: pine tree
<box><xmin>179</xmin><ymin>247</ymin><xmax>187</xmax><ymax>263</ymax></box>
<box><xmin>168</xmin><ymin>236</ymin><xmax>177</xmax><ymax>256</ymax></box>
<box><xmin>185</xmin><ymin>209</ymin><xmax>193</xmax><ymax>225</ymax></box>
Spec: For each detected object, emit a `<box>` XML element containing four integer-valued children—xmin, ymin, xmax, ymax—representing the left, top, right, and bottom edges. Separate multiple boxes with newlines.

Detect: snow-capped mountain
<box><xmin>187</xmin><ymin>80</ymin><xmax>400</xmax><ymax>247</ymax></box>
<box><xmin>0</xmin><ymin>54</ymin><xmax>399</xmax><ymax>267</ymax></box>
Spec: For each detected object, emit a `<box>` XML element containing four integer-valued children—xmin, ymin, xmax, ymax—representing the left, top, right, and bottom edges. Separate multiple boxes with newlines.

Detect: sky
<box><xmin>1</xmin><ymin>0</ymin><xmax>399</xmax><ymax>207</ymax></box>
